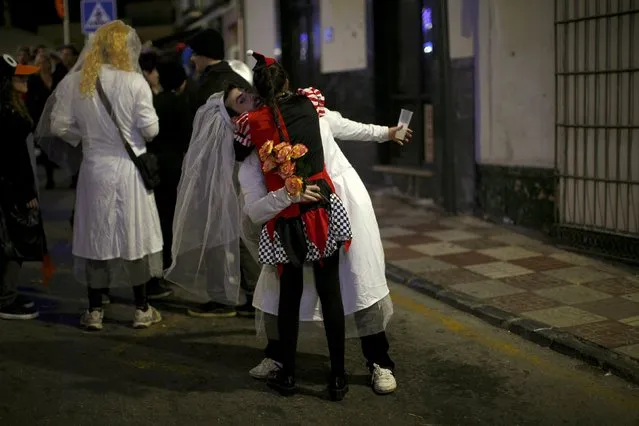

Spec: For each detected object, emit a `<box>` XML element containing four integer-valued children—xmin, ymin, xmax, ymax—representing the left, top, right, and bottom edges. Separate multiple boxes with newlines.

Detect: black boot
<box><xmin>267</xmin><ymin>369</ymin><xmax>296</xmax><ymax>396</ymax></box>
<box><xmin>146</xmin><ymin>278</ymin><xmax>173</xmax><ymax>300</ymax></box>
<box><xmin>236</xmin><ymin>294</ymin><xmax>255</xmax><ymax>317</ymax></box>
<box><xmin>328</xmin><ymin>372</ymin><xmax>349</xmax><ymax>401</ymax></box>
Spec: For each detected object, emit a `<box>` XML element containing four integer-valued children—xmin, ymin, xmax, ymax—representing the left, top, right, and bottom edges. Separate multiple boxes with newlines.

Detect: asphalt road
<box><xmin>1</xmin><ymin>274</ymin><xmax>638</xmax><ymax>426</ymax></box>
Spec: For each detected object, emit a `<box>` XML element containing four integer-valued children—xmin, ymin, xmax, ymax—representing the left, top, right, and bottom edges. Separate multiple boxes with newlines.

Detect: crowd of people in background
<box><xmin>14</xmin><ymin>43</ymin><xmax>79</xmax><ymax>189</ymax></box>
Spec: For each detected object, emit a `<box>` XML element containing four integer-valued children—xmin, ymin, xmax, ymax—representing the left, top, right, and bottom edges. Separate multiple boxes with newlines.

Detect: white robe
<box><xmin>50</xmin><ymin>66</ymin><xmax>163</xmax><ymax>261</ymax></box>
<box><xmin>239</xmin><ymin>109</ymin><xmax>391</xmax><ymax>322</ymax></box>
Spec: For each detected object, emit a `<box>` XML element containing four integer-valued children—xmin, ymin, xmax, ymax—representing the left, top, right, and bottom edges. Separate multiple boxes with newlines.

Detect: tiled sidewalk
<box><xmin>372</xmin><ymin>193</ymin><xmax>639</xmax><ymax>365</ymax></box>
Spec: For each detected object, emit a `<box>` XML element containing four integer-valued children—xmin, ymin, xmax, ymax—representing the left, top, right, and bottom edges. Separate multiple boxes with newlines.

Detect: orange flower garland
<box><xmin>260</xmin><ymin>141</ymin><xmax>309</xmax><ymax>197</ymax></box>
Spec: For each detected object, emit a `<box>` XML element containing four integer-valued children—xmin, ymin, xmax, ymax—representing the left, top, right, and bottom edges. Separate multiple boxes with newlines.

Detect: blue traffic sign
<box><xmin>81</xmin><ymin>0</ymin><xmax>117</xmax><ymax>34</ymax></box>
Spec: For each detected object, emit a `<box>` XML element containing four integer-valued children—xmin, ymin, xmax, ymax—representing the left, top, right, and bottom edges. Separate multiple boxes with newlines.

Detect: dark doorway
<box><xmin>278</xmin><ymin>0</ymin><xmax>317</xmax><ymax>89</ymax></box>
<box><xmin>373</xmin><ymin>0</ymin><xmax>455</xmax><ymax>207</ymax></box>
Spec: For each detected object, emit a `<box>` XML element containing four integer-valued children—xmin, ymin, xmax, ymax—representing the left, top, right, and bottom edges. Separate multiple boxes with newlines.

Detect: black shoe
<box><xmin>267</xmin><ymin>370</ymin><xmax>296</xmax><ymax>396</ymax></box>
<box><xmin>187</xmin><ymin>301</ymin><xmax>236</xmax><ymax>318</ymax></box>
<box><xmin>236</xmin><ymin>301</ymin><xmax>255</xmax><ymax>317</ymax></box>
<box><xmin>328</xmin><ymin>372</ymin><xmax>349</xmax><ymax>401</ymax></box>
<box><xmin>0</xmin><ymin>302</ymin><xmax>39</xmax><ymax>320</ymax></box>
<box><xmin>146</xmin><ymin>280</ymin><xmax>173</xmax><ymax>300</ymax></box>
<box><xmin>14</xmin><ymin>294</ymin><xmax>35</xmax><ymax>309</ymax></box>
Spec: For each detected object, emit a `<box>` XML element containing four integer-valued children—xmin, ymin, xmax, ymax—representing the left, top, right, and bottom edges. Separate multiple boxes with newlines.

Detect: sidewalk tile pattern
<box><xmin>372</xmin><ymin>194</ymin><xmax>639</xmax><ymax>362</ymax></box>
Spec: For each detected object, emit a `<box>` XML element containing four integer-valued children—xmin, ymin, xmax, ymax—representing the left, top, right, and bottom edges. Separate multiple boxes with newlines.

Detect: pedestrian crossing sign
<box><xmin>81</xmin><ymin>0</ymin><xmax>117</xmax><ymax>34</ymax></box>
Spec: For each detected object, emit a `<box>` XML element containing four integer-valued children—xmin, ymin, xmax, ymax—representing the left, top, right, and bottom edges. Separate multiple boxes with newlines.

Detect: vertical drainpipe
<box><xmin>438</xmin><ymin>0</ymin><xmax>457</xmax><ymax>214</ymax></box>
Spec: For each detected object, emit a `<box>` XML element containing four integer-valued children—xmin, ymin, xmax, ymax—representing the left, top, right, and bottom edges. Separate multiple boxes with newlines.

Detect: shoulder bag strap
<box><xmin>95</xmin><ymin>77</ymin><xmax>139</xmax><ymax>165</ymax></box>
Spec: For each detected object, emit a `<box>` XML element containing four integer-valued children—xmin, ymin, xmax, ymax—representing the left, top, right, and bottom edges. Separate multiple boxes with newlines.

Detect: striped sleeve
<box><xmin>297</xmin><ymin>87</ymin><xmax>326</xmax><ymax>118</ymax></box>
<box><xmin>234</xmin><ymin>112</ymin><xmax>252</xmax><ymax>147</ymax></box>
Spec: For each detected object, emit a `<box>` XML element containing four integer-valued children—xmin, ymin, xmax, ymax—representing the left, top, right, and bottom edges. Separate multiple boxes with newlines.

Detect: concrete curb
<box><xmin>385</xmin><ymin>263</ymin><xmax>639</xmax><ymax>385</ymax></box>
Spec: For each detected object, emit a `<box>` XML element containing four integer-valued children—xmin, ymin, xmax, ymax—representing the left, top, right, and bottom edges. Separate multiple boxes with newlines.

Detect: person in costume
<box><xmin>166</xmin><ymin>62</ymin><xmax>260</xmax><ymax>319</ymax></box>
<box><xmin>235</xmin><ymin>50</ymin><xmax>355</xmax><ymax>401</ymax></box>
<box><xmin>236</xmin><ymin>51</ymin><xmax>412</xmax><ymax>397</ymax></box>
<box><xmin>178</xmin><ymin>28</ymin><xmax>262</xmax><ymax>319</ymax></box>
<box><xmin>0</xmin><ymin>53</ymin><xmax>50</xmax><ymax>320</ymax></box>
<box><xmin>165</xmin><ymin>80</ymin><xmax>259</xmax><ymax>322</ymax></box>
<box><xmin>42</xmin><ymin>20</ymin><xmax>163</xmax><ymax>331</ymax></box>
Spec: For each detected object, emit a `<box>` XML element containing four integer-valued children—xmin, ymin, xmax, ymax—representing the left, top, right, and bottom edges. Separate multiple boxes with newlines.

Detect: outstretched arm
<box><xmin>323</xmin><ymin>108</ymin><xmax>390</xmax><ymax>142</ymax></box>
<box><xmin>297</xmin><ymin>87</ymin><xmax>412</xmax><ymax>144</ymax></box>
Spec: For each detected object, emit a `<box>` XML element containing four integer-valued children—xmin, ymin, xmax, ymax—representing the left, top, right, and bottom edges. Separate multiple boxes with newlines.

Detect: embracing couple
<box><xmin>168</xmin><ymin>48</ymin><xmax>413</xmax><ymax>401</ymax></box>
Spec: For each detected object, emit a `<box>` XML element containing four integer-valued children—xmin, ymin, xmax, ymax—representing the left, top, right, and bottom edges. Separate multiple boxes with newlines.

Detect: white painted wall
<box><xmin>476</xmin><ymin>0</ymin><xmax>555</xmax><ymax>168</ymax></box>
<box><xmin>242</xmin><ymin>0</ymin><xmax>278</xmax><ymax>59</ymax></box>
<box><xmin>319</xmin><ymin>0</ymin><xmax>367</xmax><ymax>73</ymax></box>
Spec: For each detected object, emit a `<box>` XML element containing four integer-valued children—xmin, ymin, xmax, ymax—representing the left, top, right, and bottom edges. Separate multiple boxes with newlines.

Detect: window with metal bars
<box><xmin>554</xmin><ymin>0</ymin><xmax>639</xmax><ymax>263</ymax></box>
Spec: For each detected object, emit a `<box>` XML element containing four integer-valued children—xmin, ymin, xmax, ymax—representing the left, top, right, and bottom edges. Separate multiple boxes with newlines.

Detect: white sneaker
<box><xmin>80</xmin><ymin>309</ymin><xmax>104</xmax><ymax>331</ymax></box>
<box><xmin>371</xmin><ymin>364</ymin><xmax>397</xmax><ymax>394</ymax></box>
<box><xmin>132</xmin><ymin>306</ymin><xmax>162</xmax><ymax>329</ymax></box>
<box><xmin>249</xmin><ymin>358</ymin><xmax>282</xmax><ymax>380</ymax></box>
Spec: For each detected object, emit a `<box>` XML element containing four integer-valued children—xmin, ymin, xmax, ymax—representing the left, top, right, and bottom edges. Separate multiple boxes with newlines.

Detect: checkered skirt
<box><xmin>258</xmin><ymin>193</ymin><xmax>352</xmax><ymax>265</ymax></box>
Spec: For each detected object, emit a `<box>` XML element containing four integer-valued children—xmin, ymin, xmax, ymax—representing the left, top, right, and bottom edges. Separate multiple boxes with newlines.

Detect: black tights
<box><xmin>88</xmin><ymin>285</ymin><xmax>148</xmax><ymax>311</ymax></box>
<box><xmin>278</xmin><ymin>253</ymin><xmax>345</xmax><ymax>376</ymax></box>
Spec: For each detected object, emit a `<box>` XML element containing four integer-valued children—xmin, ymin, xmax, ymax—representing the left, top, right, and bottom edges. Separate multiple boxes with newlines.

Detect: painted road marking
<box><xmin>390</xmin><ymin>291</ymin><xmax>639</xmax><ymax>411</ymax></box>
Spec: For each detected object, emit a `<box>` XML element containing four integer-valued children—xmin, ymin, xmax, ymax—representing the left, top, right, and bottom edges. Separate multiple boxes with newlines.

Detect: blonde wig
<box><xmin>79</xmin><ymin>20</ymin><xmax>137</xmax><ymax>96</ymax></box>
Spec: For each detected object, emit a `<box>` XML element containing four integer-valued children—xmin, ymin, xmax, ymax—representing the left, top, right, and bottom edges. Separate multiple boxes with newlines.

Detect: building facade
<box><xmin>174</xmin><ymin>0</ymin><xmax>243</xmax><ymax>59</ymax></box>
<box><xmin>178</xmin><ymin>0</ymin><xmax>638</xmax><ymax>263</ymax></box>
<box><xmin>475</xmin><ymin>0</ymin><xmax>638</xmax><ymax>263</ymax></box>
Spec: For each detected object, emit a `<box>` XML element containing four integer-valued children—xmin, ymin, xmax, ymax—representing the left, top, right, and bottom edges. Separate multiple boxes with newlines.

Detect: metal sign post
<box><xmin>63</xmin><ymin>0</ymin><xmax>70</xmax><ymax>44</ymax></box>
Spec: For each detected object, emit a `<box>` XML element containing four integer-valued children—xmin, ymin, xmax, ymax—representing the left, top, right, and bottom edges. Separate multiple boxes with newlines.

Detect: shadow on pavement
<box><xmin>0</xmin><ymin>324</ymin><xmax>348</xmax><ymax>400</ymax></box>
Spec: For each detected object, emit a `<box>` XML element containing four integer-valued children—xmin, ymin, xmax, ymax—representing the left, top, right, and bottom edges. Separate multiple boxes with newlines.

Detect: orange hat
<box><xmin>1</xmin><ymin>54</ymin><xmax>39</xmax><ymax>79</ymax></box>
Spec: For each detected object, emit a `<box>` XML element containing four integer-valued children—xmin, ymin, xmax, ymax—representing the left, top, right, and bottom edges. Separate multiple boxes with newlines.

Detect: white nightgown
<box><xmin>50</xmin><ymin>66</ymin><xmax>163</xmax><ymax>287</ymax></box>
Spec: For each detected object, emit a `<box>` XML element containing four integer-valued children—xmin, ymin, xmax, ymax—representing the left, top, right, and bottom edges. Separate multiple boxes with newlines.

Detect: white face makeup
<box><xmin>225</xmin><ymin>88</ymin><xmax>258</xmax><ymax>115</ymax></box>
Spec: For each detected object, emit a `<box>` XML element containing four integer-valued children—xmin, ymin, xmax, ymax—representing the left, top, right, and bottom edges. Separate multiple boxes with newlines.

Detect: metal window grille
<box><xmin>554</xmin><ymin>0</ymin><xmax>639</xmax><ymax>263</ymax></box>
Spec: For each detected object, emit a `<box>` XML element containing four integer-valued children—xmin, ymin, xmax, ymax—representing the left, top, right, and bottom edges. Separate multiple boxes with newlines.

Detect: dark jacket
<box><xmin>0</xmin><ymin>103</ymin><xmax>46</xmax><ymax>261</ymax></box>
<box><xmin>149</xmin><ymin>79</ymin><xmax>198</xmax><ymax>178</ymax></box>
<box><xmin>147</xmin><ymin>80</ymin><xmax>199</xmax><ymax>268</ymax></box>
<box><xmin>26</xmin><ymin>75</ymin><xmax>56</xmax><ymax>126</ymax></box>
<box><xmin>194</xmin><ymin>61</ymin><xmax>251</xmax><ymax>108</ymax></box>
<box><xmin>0</xmin><ymin>104</ymin><xmax>37</xmax><ymax>205</ymax></box>
<box><xmin>52</xmin><ymin>64</ymin><xmax>68</xmax><ymax>87</ymax></box>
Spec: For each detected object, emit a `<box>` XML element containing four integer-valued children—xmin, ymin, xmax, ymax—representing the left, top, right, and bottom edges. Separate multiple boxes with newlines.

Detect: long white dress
<box><xmin>50</xmin><ymin>66</ymin><xmax>163</xmax><ymax>287</ymax></box>
<box><xmin>239</xmin><ymin>89</ymin><xmax>393</xmax><ymax>338</ymax></box>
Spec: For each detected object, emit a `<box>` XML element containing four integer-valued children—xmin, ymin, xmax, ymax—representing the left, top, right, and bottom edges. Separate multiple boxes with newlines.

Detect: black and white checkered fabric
<box><xmin>258</xmin><ymin>193</ymin><xmax>352</xmax><ymax>265</ymax></box>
